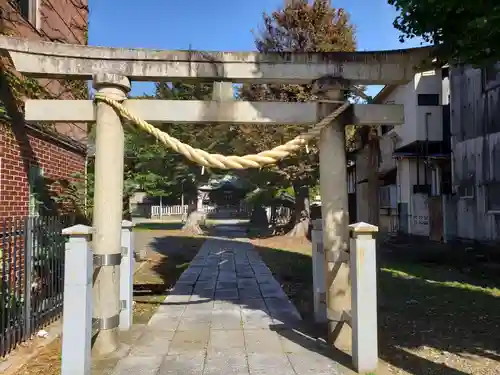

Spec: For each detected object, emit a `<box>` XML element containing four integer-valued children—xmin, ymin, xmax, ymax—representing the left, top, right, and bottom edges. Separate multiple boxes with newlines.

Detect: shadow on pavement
<box><xmin>138</xmin><ymin>222</ymin><xmax>498</xmax><ymax>375</ymax></box>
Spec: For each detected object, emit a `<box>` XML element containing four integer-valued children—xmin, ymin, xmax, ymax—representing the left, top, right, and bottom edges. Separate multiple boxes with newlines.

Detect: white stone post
<box><xmin>311</xmin><ymin>219</ymin><xmax>327</xmax><ymax>322</ymax></box>
<box><xmin>314</xmin><ymin>76</ymin><xmax>352</xmax><ymax>349</ymax></box>
<box><xmin>61</xmin><ymin>225</ymin><xmax>93</xmax><ymax>375</ymax></box>
<box><xmin>92</xmin><ymin>73</ymin><xmax>131</xmax><ymax>355</ymax></box>
<box><xmin>120</xmin><ymin>220</ymin><xmax>135</xmax><ymax>331</ymax></box>
<box><xmin>349</xmin><ymin>222</ymin><xmax>379</xmax><ymax>373</ymax></box>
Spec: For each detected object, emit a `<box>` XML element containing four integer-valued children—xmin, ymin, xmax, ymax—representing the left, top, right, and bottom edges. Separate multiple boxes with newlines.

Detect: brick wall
<box><xmin>0</xmin><ymin>124</ymin><xmax>84</xmax><ymax>311</ymax></box>
<box><xmin>0</xmin><ymin>125</ymin><xmax>86</xmax><ymax>219</ymax></box>
<box><xmin>0</xmin><ymin>3</ymin><xmax>88</xmax><ymax>347</ymax></box>
<box><xmin>1</xmin><ymin>0</ymin><xmax>89</xmax><ymax>141</ymax></box>
<box><xmin>0</xmin><ymin>0</ymin><xmax>87</xmax><ymax>43</ymax></box>
<box><xmin>0</xmin><ymin>0</ymin><xmax>89</xmax><ymax>221</ymax></box>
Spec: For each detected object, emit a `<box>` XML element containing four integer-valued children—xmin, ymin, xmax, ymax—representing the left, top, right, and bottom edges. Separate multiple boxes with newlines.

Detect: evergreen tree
<box><xmin>236</xmin><ymin>0</ymin><xmax>357</xmax><ymax>236</ymax></box>
<box><xmin>389</xmin><ymin>0</ymin><xmax>500</xmax><ymax>65</ymax></box>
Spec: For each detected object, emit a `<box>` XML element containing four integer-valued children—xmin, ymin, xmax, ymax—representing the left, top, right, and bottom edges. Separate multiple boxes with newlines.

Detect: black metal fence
<box><xmin>0</xmin><ymin>215</ymin><xmax>74</xmax><ymax>357</ymax></box>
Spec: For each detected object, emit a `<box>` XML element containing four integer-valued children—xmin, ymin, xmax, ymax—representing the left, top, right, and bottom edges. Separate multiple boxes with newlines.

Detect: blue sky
<box><xmin>88</xmin><ymin>0</ymin><xmax>425</xmax><ymax>97</ymax></box>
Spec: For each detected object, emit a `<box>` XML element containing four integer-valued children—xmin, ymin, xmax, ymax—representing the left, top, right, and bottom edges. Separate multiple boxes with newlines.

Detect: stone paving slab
<box><xmin>110</xmin><ymin>236</ymin><xmax>343</xmax><ymax>375</ymax></box>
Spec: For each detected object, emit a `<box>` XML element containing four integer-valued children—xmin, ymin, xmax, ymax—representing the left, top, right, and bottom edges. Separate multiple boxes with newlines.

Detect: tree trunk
<box><xmin>286</xmin><ymin>182</ymin><xmax>310</xmax><ymax>237</ymax></box>
<box><xmin>122</xmin><ymin>192</ymin><xmax>132</xmax><ymax>221</ymax></box>
<box><xmin>250</xmin><ymin>205</ymin><xmax>269</xmax><ymax>227</ymax></box>
<box><xmin>182</xmin><ymin>203</ymin><xmax>205</xmax><ymax>235</ymax></box>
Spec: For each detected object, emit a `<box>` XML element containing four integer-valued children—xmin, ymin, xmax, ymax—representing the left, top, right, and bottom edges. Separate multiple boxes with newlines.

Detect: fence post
<box><xmin>61</xmin><ymin>224</ymin><xmax>93</xmax><ymax>375</ymax></box>
<box><xmin>23</xmin><ymin>217</ymin><xmax>33</xmax><ymax>340</ymax></box>
<box><xmin>120</xmin><ymin>220</ymin><xmax>134</xmax><ymax>331</ymax></box>
<box><xmin>348</xmin><ymin>222</ymin><xmax>379</xmax><ymax>373</ymax></box>
<box><xmin>311</xmin><ymin>219</ymin><xmax>327</xmax><ymax>322</ymax></box>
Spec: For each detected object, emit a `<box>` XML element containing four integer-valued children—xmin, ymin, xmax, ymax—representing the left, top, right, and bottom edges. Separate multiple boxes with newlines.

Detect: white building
<box><xmin>355</xmin><ymin>68</ymin><xmax>452</xmax><ymax>240</ymax></box>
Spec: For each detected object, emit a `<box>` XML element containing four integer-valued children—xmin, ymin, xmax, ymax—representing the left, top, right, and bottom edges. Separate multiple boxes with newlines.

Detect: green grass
<box><xmin>133</xmin><ymin>219</ymin><xmax>220</xmax><ymax>232</ymax></box>
<box><xmin>133</xmin><ymin>222</ymin><xmax>184</xmax><ymax>231</ymax></box>
<box><xmin>381</xmin><ymin>262</ymin><xmax>500</xmax><ymax>296</ymax></box>
<box><xmin>254</xmin><ymin>236</ymin><xmax>500</xmax><ymax>374</ymax></box>
<box><xmin>378</xmin><ymin>257</ymin><xmax>500</xmax><ymax>374</ymax></box>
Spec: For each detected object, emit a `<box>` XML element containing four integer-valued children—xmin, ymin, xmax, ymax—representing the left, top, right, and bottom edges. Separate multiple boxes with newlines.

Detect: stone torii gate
<box><xmin>0</xmin><ymin>35</ymin><xmax>431</xmax><ymax>357</ymax></box>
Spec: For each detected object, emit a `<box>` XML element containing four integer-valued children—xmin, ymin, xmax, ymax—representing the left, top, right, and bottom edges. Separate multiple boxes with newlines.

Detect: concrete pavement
<box><xmin>111</xmin><ymin>226</ymin><xmax>345</xmax><ymax>374</ymax></box>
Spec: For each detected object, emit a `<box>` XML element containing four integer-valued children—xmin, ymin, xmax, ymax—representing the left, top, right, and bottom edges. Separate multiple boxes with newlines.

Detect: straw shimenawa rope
<box><xmin>94</xmin><ymin>93</ymin><xmax>350</xmax><ymax>170</ymax></box>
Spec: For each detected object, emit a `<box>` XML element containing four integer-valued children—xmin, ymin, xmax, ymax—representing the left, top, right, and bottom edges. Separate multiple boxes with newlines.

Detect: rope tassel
<box><xmin>93</xmin><ymin>93</ymin><xmax>350</xmax><ymax>170</ymax></box>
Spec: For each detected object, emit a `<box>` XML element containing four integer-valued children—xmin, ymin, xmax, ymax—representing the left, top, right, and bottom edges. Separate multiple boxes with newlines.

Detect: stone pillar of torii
<box><xmin>0</xmin><ymin>34</ymin><xmax>430</xmax><ymax>355</ymax></box>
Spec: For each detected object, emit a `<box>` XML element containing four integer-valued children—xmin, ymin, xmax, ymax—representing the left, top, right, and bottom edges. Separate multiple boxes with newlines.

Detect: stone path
<box><xmin>111</xmin><ymin>236</ymin><xmax>343</xmax><ymax>375</ymax></box>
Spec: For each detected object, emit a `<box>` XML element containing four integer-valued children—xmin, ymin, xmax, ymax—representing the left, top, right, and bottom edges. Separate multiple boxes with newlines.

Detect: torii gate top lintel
<box><xmin>1</xmin><ymin>32</ymin><xmax>401</xmax><ymax>369</ymax></box>
<box><xmin>0</xmin><ymin>35</ymin><xmax>434</xmax><ymax>85</ymax></box>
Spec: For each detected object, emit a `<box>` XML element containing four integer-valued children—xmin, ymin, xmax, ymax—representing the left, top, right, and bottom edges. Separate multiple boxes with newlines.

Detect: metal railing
<box><xmin>0</xmin><ymin>215</ymin><xmax>74</xmax><ymax>357</ymax></box>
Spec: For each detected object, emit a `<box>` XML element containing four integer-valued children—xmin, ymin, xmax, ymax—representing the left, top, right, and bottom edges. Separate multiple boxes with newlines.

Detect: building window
<box><xmin>15</xmin><ymin>0</ymin><xmax>30</xmax><ymax>19</ymax></box>
<box><xmin>483</xmin><ymin>63</ymin><xmax>500</xmax><ymax>91</ymax></box>
<box><xmin>486</xmin><ymin>182</ymin><xmax>500</xmax><ymax>213</ymax></box>
<box><xmin>417</xmin><ymin>94</ymin><xmax>440</xmax><ymax>106</ymax></box>
<box><xmin>484</xmin><ymin>64</ymin><xmax>498</xmax><ymax>83</ymax></box>
<box><xmin>14</xmin><ymin>0</ymin><xmax>40</xmax><ymax>29</ymax></box>
<box><xmin>413</xmin><ymin>184</ymin><xmax>431</xmax><ymax>195</ymax></box>
<box><xmin>379</xmin><ymin>185</ymin><xmax>397</xmax><ymax>208</ymax></box>
<box><xmin>458</xmin><ymin>183</ymin><xmax>474</xmax><ymax>199</ymax></box>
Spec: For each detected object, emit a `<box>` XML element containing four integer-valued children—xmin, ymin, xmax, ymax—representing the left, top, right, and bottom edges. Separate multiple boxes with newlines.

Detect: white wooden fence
<box><xmin>265</xmin><ymin>206</ymin><xmax>292</xmax><ymax>225</ymax></box>
<box><xmin>150</xmin><ymin>204</ymin><xmax>250</xmax><ymax>218</ymax></box>
<box><xmin>150</xmin><ymin>205</ymin><xmax>215</xmax><ymax>217</ymax></box>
